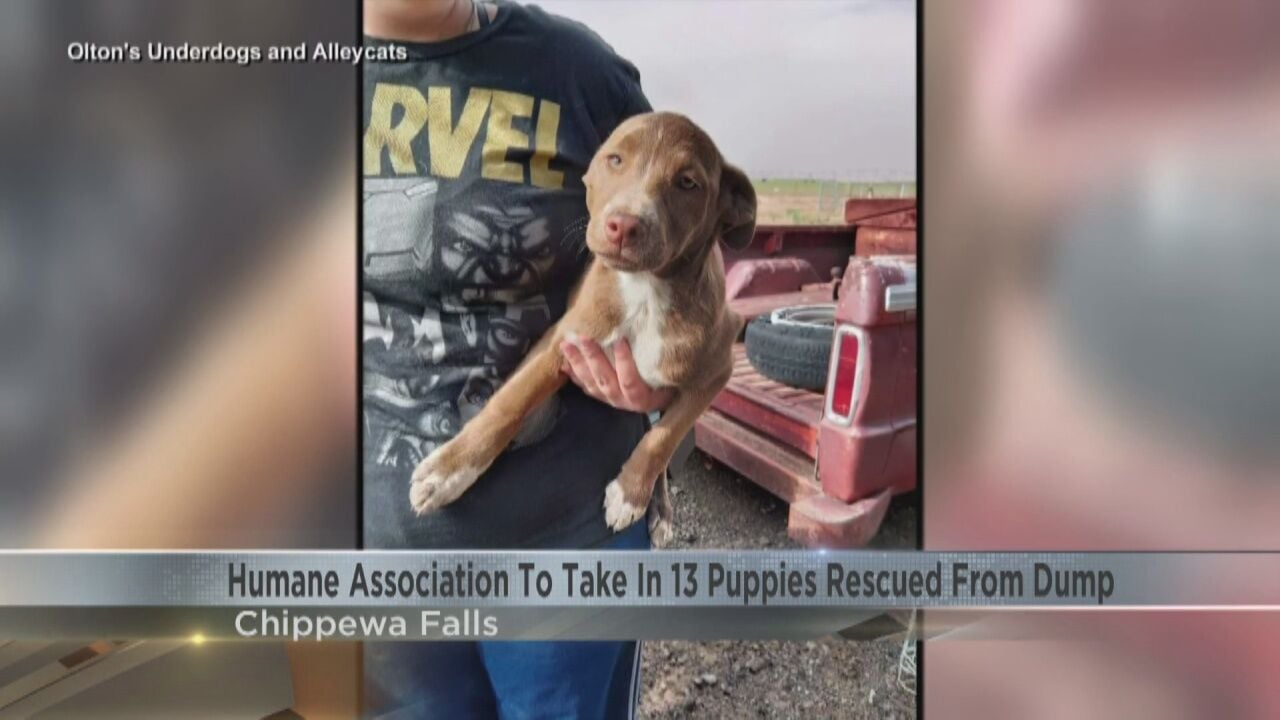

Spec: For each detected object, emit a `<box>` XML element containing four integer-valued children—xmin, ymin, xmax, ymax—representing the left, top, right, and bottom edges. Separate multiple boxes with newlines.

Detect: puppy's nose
<box><xmin>604</xmin><ymin>213</ymin><xmax>642</xmax><ymax>248</ymax></box>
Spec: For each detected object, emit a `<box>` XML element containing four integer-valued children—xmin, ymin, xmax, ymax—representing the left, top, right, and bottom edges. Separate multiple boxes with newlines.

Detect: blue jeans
<box><xmin>364</xmin><ymin>520</ymin><xmax>649</xmax><ymax>719</ymax></box>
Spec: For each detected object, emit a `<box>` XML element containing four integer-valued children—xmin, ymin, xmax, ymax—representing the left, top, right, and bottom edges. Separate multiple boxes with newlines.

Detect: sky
<box><xmin>534</xmin><ymin>0</ymin><xmax>917</xmax><ymax>181</ymax></box>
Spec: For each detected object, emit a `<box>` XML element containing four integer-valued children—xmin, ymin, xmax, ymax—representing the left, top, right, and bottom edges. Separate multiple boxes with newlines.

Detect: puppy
<box><xmin>409</xmin><ymin>112</ymin><xmax>756</xmax><ymax>540</ymax></box>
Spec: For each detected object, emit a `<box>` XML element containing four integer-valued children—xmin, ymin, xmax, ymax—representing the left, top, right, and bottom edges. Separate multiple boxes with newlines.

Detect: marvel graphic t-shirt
<box><xmin>362</xmin><ymin>2</ymin><xmax>651</xmax><ymax>549</ymax></box>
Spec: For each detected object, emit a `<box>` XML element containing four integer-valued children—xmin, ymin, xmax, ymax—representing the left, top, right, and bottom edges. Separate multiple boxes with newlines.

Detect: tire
<box><xmin>744</xmin><ymin>305</ymin><xmax>835</xmax><ymax>390</ymax></box>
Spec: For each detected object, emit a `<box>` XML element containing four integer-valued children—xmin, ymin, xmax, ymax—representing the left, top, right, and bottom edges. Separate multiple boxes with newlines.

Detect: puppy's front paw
<box><xmin>603</xmin><ymin>480</ymin><xmax>647</xmax><ymax>532</ymax></box>
<box><xmin>409</xmin><ymin>445</ymin><xmax>481</xmax><ymax>516</ymax></box>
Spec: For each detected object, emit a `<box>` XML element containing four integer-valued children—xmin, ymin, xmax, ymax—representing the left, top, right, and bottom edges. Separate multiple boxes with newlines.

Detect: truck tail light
<box><xmin>825</xmin><ymin>325</ymin><xmax>865</xmax><ymax>425</ymax></box>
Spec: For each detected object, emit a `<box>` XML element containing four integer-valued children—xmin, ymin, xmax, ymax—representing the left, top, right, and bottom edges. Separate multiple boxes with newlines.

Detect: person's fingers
<box><xmin>560</xmin><ymin>341</ymin><xmax>580</xmax><ymax>375</ymax></box>
<box><xmin>612</xmin><ymin>339</ymin><xmax>650</xmax><ymax>408</ymax></box>
<box><xmin>613</xmin><ymin>340</ymin><xmax>678</xmax><ymax>412</ymax></box>
<box><xmin>560</xmin><ymin>338</ymin><xmax>677</xmax><ymax>412</ymax></box>
<box><xmin>576</xmin><ymin>339</ymin><xmax>624</xmax><ymax>403</ymax></box>
<box><xmin>560</xmin><ymin>342</ymin><xmax>595</xmax><ymax>393</ymax></box>
<box><xmin>562</xmin><ymin>359</ymin><xmax>580</xmax><ymax>385</ymax></box>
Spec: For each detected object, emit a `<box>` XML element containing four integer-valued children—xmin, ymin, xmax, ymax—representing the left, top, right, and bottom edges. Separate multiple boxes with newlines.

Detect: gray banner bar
<box><xmin>0</xmin><ymin>551</ymin><xmax>1276</xmax><ymax>608</ymax></box>
<box><xmin>0</xmin><ymin>551</ymin><xmax>1275</xmax><ymax>640</ymax></box>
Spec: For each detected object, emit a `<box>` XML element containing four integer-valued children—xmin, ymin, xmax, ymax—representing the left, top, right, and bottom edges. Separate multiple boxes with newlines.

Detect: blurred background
<box><xmin>924</xmin><ymin>0</ymin><xmax>1280</xmax><ymax>717</ymax></box>
<box><xmin>0</xmin><ymin>0</ymin><xmax>358</xmax><ymax>550</ymax></box>
<box><xmin>0</xmin><ymin>2</ymin><xmax>359</xmax><ymax>716</ymax></box>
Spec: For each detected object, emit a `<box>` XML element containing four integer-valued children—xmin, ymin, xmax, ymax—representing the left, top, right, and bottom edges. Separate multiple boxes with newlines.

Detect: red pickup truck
<box><xmin>696</xmin><ymin>199</ymin><xmax>918</xmax><ymax>548</ymax></box>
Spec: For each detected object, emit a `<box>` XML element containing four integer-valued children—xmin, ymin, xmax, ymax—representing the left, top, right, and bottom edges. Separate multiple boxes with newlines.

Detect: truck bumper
<box><xmin>694</xmin><ymin>408</ymin><xmax>891</xmax><ymax>548</ymax></box>
<box><xmin>788</xmin><ymin>489</ymin><xmax>893</xmax><ymax>548</ymax></box>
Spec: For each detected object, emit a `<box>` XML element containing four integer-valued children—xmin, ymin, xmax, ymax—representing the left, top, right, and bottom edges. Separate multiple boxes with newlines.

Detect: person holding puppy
<box><xmin>362</xmin><ymin>1</ymin><xmax>666</xmax><ymax>716</ymax></box>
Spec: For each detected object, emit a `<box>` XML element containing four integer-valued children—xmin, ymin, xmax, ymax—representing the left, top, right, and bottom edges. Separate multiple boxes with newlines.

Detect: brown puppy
<box><xmin>408</xmin><ymin>112</ymin><xmax>756</xmax><ymax>538</ymax></box>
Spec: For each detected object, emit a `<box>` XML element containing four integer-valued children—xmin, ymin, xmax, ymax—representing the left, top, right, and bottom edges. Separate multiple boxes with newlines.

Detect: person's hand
<box><xmin>560</xmin><ymin>337</ymin><xmax>675</xmax><ymax>414</ymax></box>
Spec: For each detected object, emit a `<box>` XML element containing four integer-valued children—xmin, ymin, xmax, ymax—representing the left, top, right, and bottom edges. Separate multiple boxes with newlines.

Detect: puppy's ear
<box><xmin>717</xmin><ymin>163</ymin><xmax>757</xmax><ymax>250</ymax></box>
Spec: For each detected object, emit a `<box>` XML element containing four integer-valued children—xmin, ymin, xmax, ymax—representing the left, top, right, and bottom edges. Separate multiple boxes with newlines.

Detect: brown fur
<box><xmin>408</xmin><ymin>113</ymin><xmax>756</xmax><ymax>539</ymax></box>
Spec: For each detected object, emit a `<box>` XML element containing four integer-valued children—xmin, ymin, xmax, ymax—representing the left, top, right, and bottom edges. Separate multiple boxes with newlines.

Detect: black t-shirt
<box><xmin>362</xmin><ymin>2</ymin><xmax>652</xmax><ymax>549</ymax></box>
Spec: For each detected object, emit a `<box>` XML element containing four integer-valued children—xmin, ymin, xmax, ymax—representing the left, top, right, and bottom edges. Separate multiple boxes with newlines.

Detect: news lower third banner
<box><xmin>0</xmin><ymin>552</ymin><xmax>1276</xmax><ymax>641</ymax></box>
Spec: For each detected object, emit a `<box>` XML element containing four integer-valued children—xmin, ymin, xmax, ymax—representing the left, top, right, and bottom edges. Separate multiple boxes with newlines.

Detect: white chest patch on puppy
<box><xmin>609</xmin><ymin>272</ymin><xmax>671</xmax><ymax>388</ymax></box>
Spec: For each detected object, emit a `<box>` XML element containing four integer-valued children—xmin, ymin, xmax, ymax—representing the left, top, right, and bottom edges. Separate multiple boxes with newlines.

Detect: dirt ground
<box><xmin>637</xmin><ymin>450</ymin><xmax>918</xmax><ymax>719</ymax></box>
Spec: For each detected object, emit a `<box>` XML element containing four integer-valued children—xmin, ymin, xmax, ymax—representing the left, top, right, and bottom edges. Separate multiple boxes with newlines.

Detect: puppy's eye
<box><xmin>607</xmin><ymin>154</ymin><xmax>623</xmax><ymax>168</ymax></box>
<box><xmin>678</xmin><ymin>175</ymin><xmax>700</xmax><ymax>190</ymax></box>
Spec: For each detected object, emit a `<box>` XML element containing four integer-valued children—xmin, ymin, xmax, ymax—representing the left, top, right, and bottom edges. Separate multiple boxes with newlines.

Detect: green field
<box><xmin>753</xmin><ymin>179</ymin><xmax>917</xmax><ymax>197</ymax></box>
<box><xmin>752</xmin><ymin>179</ymin><xmax>916</xmax><ymax>225</ymax></box>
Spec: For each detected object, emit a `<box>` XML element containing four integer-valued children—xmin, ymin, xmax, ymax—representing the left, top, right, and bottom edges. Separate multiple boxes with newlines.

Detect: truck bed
<box><xmin>715</xmin><ymin>345</ymin><xmax>824</xmax><ymax>459</ymax></box>
<box><xmin>695</xmin><ymin>345</ymin><xmax>826</xmax><ymax>505</ymax></box>
<box><xmin>691</xmin><ymin>281</ymin><xmax>837</xmax><ymax>505</ymax></box>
